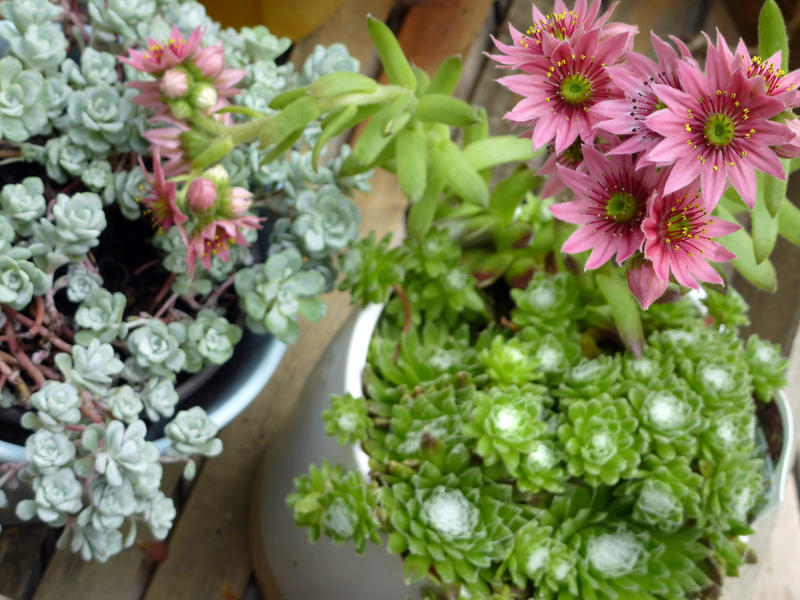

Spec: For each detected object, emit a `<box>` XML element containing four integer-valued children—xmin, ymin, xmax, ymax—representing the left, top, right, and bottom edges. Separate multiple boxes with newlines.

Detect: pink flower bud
<box><xmin>160</xmin><ymin>68</ymin><xmax>190</xmax><ymax>98</ymax></box>
<box><xmin>194</xmin><ymin>45</ymin><xmax>226</xmax><ymax>79</ymax></box>
<box><xmin>187</xmin><ymin>178</ymin><xmax>218</xmax><ymax>213</ymax></box>
<box><xmin>229</xmin><ymin>187</ymin><xmax>253</xmax><ymax>216</ymax></box>
<box><xmin>627</xmin><ymin>258</ymin><xmax>668</xmax><ymax>311</ymax></box>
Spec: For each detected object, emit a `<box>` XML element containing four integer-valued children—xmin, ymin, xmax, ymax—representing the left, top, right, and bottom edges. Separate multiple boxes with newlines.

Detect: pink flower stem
<box><xmin>204</xmin><ymin>274</ymin><xmax>236</xmax><ymax>307</ymax></box>
<box><xmin>134</xmin><ymin>259</ymin><xmax>161</xmax><ymax>276</ymax></box>
<box><xmin>153</xmin><ymin>273</ymin><xmax>177</xmax><ymax>310</ymax></box>
<box><xmin>154</xmin><ymin>293</ymin><xmax>178</xmax><ymax>319</ymax></box>
<box><xmin>180</xmin><ymin>293</ymin><xmax>202</xmax><ymax>311</ymax></box>
<box><xmin>7</xmin><ymin>308</ymin><xmax>73</xmax><ymax>353</ymax></box>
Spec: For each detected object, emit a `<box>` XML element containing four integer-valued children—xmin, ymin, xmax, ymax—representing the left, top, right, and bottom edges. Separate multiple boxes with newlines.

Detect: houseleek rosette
<box><xmin>288</xmin><ymin>461</ymin><xmax>381</xmax><ymax>554</ymax></box>
<box><xmin>323</xmin><ymin>393</ymin><xmax>371</xmax><ymax>446</ymax></box>
<box><xmin>463</xmin><ymin>385</ymin><xmax>549</xmax><ymax>474</ymax></box>
<box><xmin>517</xmin><ymin>438</ymin><xmax>568</xmax><ymax>494</ymax></box>
<box><xmin>678</xmin><ymin>354</ymin><xmax>754</xmax><ymax>413</ymax></box>
<box><xmin>479</xmin><ymin>335</ymin><xmax>540</xmax><ymax>386</ymax></box>
<box><xmin>627</xmin><ymin>384</ymin><xmax>705</xmax><ymax>460</ymax></box>
<box><xmin>557</xmin><ymin>395</ymin><xmax>646</xmax><ymax>486</ymax></box>
<box><xmin>510</xmin><ymin>272</ymin><xmax>585</xmax><ymax>332</ymax></box>
<box><xmin>620</xmin><ymin>346</ymin><xmax>674</xmax><ymax>387</ymax></box>
<box><xmin>382</xmin><ymin>461</ymin><xmax>529</xmax><ymax>587</ymax></box>
<box><xmin>501</xmin><ymin>521</ymin><xmax>577</xmax><ymax>595</ymax></box>
<box><xmin>557</xmin><ymin>355</ymin><xmax>623</xmax><ymax>403</ymax></box>
<box><xmin>518</xmin><ymin>329</ymin><xmax>582</xmax><ymax>385</ymax></box>
<box><xmin>744</xmin><ymin>335</ymin><xmax>788</xmax><ymax>402</ymax></box>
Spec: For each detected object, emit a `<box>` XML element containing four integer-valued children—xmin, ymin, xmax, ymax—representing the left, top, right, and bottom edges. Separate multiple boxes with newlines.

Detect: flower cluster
<box><xmin>491</xmin><ymin>0</ymin><xmax>800</xmax><ymax>308</ymax></box>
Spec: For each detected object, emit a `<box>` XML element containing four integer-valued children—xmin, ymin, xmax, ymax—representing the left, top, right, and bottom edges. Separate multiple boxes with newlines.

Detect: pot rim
<box><xmin>0</xmin><ymin>333</ymin><xmax>287</xmax><ymax>462</ymax></box>
<box><xmin>344</xmin><ymin>304</ymin><xmax>795</xmax><ymax>519</ymax></box>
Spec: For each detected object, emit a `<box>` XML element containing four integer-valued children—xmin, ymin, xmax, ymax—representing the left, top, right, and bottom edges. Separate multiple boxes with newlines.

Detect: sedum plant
<box><xmin>288</xmin><ymin>3</ymin><xmax>794</xmax><ymax>598</ymax></box>
<box><xmin>0</xmin><ymin>0</ymin><xmax>381</xmax><ymax>560</ymax></box>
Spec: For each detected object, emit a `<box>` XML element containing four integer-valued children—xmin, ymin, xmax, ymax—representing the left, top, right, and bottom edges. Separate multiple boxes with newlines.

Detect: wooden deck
<box><xmin>1</xmin><ymin>1</ymin><xmax>799</xmax><ymax>599</ymax></box>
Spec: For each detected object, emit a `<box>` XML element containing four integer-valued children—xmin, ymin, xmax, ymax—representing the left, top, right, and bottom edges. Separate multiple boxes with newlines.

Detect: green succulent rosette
<box><xmin>479</xmin><ymin>335</ymin><xmax>540</xmax><ymax>386</ymax></box>
<box><xmin>517</xmin><ymin>329</ymin><xmax>582</xmax><ymax>385</ymax></box>
<box><xmin>369</xmin><ymin>320</ymin><xmax>479</xmax><ymax>388</ymax></box>
<box><xmin>677</xmin><ymin>354</ymin><xmax>753</xmax><ymax>413</ymax></box>
<box><xmin>0</xmin><ymin>56</ymin><xmax>47</xmax><ymax>141</ymax></box>
<box><xmin>556</xmin><ymin>355</ymin><xmax>623</xmax><ymax>403</ymax></box>
<box><xmin>381</xmin><ymin>382</ymin><xmax>475</xmax><ymax>463</ymax></box>
<box><xmin>517</xmin><ymin>438</ymin><xmax>568</xmax><ymax>494</ymax></box>
<box><xmin>510</xmin><ymin>272</ymin><xmax>584</xmax><ymax>332</ymax></box>
<box><xmin>619</xmin><ymin>346</ymin><xmax>674</xmax><ymax>388</ymax></box>
<box><xmin>405</xmin><ymin>264</ymin><xmax>485</xmax><ymax>325</ymax></box>
<box><xmin>0</xmin><ymin>249</ymin><xmax>49</xmax><ymax>310</ymax></box>
<box><xmin>323</xmin><ymin>393</ymin><xmax>370</xmax><ymax>446</ymax></box>
<box><xmin>406</xmin><ymin>228</ymin><xmax>461</xmax><ymax>279</ymax></box>
<box><xmin>702</xmin><ymin>288</ymin><xmax>750</xmax><ymax>331</ymax></box>
<box><xmin>288</xmin><ymin>461</ymin><xmax>381</xmax><ymax>554</ymax></box>
<box><xmin>182</xmin><ymin>309</ymin><xmax>242</xmax><ymax>371</ymax></box>
<box><xmin>626</xmin><ymin>384</ymin><xmax>704</xmax><ymax>460</ymax></box>
<box><xmin>557</xmin><ymin>395</ymin><xmax>646</xmax><ymax>486</ymax></box>
<box><xmin>702</xmin><ymin>456</ymin><xmax>766</xmax><ymax>534</ymax></box>
<box><xmin>744</xmin><ymin>335</ymin><xmax>787</xmax><ymax>402</ymax></box>
<box><xmin>500</xmin><ymin>521</ymin><xmax>577</xmax><ymax>595</ymax></box>
<box><xmin>126</xmin><ymin>320</ymin><xmax>187</xmax><ymax>381</ymax></box>
<box><xmin>382</xmin><ymin>461</ymin><xmax>526</xmax><ymax>586</ymax></box>
<box><xmin>337</xmin><ymin>231</ymin><xmax>404</xmax><ymax>306</ymax></box>
<box><xmin>619</xmin><ymin>455</ymin><xmax>703</xmax><ymax>532</ymax></box>
<box><xmin>640</xmin><ymin>295</ymin><xmax>702</xmax><ymax>334</ymax></box>
<box><xmin>699</xmin><ymin>408</ymin><xmax>757</xmax><ymax>461</ymax></box>
<box><xmin>0</xmin><ymin>176</ymin><xmax>46</xmax><ymax>236</ymax></box>
<box><xmin>463</xmin><ymin>385</ymin><xmax>549</xmax><ymax>474</ymax></box>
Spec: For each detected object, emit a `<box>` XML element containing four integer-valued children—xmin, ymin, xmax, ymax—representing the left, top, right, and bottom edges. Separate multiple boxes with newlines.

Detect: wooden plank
<box><xmin>393</xmin><ymin>0</ymin><xmax>496</xmax><ymax>77</ymax></box>
<box><xmin>0</xmin><ymin>525</ymin><xmax>52</xmax><ymax>600</ymax></box>
<box><xmin>32</xmin><ymin>464</ymin><xmax>182</xmax><ymax>600</ymax></box>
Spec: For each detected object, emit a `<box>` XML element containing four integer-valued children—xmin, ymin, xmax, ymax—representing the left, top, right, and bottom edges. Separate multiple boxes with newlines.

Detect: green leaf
<box><xmin>415</xmin><ymin>94</ymin><xmax>478</xmax><ymax>126</ymax></box>
<box><xmin>402</xmin><ymin>554</ymin><xmax>431</xmax><ymax>583</ymax></box>
<box><xmin>307</xmin><ymin>71</ymin><xmax>378</xmax><ymax>98</ymax></box>
<box><xmin>430</xmin><ymin>139</ymin><xmax>488</xmax><ymax>206</ymax></box>
<box><xmin>340</xmin><ymin>102</ymin><xmax>397</xmax><ymax>175</ymax></box>
<box><xmin>462</xmin><ymin>106</ymin><xmax>489</xmax><ymax>146</ymax></box>
<box><xmin>428</xmin><ymin>55</ymin><xmax>462</xmax><ymax>95</ymax></box>
<box><xmin>396</xmin><ymin>126</ymin><xmax>427</xmax><ymax>201</ymax></box>
<box><xmin>716</xmin><ymin>206</ymin><xmax>777</xmax><ymax>291</ymax></box>
<box><xmin>778</xmin><ymin>199</ymin><xmax>800</xmax><ymax>246</ymax></box>
<box><xmin>367</xmin><ymin>16</ymin><xmax>416</xmax><ymax>91</ymax></box>
<box><xmin>758</xmin><ymin>0</ymin><xmax>789</xmax><ymax>70</ymax></box>
<box><xmin>312</xmin><ymin>104</ymin><xmax>358</xmax><ymax>171</ymax></box>
<box><xmin>268</xmin><ymin>87</ymin><xmax>308</xmax><ymax>110</ymax></box>
<box><xmin>258</xmin><ymin>96</ymin><xmax>321</xmax><ymax>149</ymax></box>
<box><xmin>191</xmin><ymin>137</ymin><xmax>235</xmax><ymax>170</ymax></box>
<box><xmin>463</xmin><ymin>136</ymin><xmax>534</xmax><ymax>171</ymax></box>
<box><xmin>760</xmin><ymin>158</ymin><xmax>789</xmax><ymax>216</ymax></box>
<box><xmin>595</xmin><ymin>269</ymin><xmax>644</xmax><ymax>357</ymax></box>
<box><xmin>260</xmin><ymin>128</ymin><xmax>303</xmax><ymax>164</ymax></box>
<box><xmin>407</xmin><ymin>162</ymin><xmax>445</xmax><ymax>240</ymax></box>
<box><xmin>752</xmin><ymin>185</ymin><xmax>779</xmax><ymax>263</ymax></box>
<box><xmin>412</xmin><ymin>66</ymin><xmax>430</xmax><ymax>96</ymax></box>
<box><xmin>489</xmin><ymin>170</ymin><xmax>541</xmax><ymax>224</ymax></box>
<box><xmin>214</xmin><ymin>105</ymin><xmax>267</xmax><ymax>118</ymax></box>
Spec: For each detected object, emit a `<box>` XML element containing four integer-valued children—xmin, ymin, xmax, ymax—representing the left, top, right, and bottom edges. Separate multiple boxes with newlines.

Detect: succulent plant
<box><xmin>55</xmin><ymin>339</ymin><xmax>125</xmax><ymax>396</ymax></box>
<box><xmin>289</xmin><ymin>460</ymin><xmax>381</xmax><ymax>553</ymax></box>
<box><xmin>0</xmin><ymin>176</ymin><xmax>46</xmax><ymax>235</ymax></box>
<box><xmin>16</xmin><ymin>468</ymin><xmax>83</xmax><ymax>525</ymax></box>
<box><xmin>28</xmin><ymin>381</ymin><xmax>83</xmax><ymax>429</ymax></box>
<box><xmin>463</xmin><ymin>385</ymin><xmax>549</xmax><ymax>474</ymax></box>
<box><xmin>744</xmin><ymin>335</ymin><xmax>788</xmax><ymax>402</ymax></box>
<box><xmin>182</xmin><ymin>309</ymin><xmax>242</xmax><ymax>370</ymax></box>
<box><xmin>323</xmin><ymin>393</ymin><xmax>371</xmax><ymax>445</ymax></box>
<box><xmin>291</xmin><ymin>184</ymin><xmax>360</xmax><ymax>258</ymax></box>
<box><xmin>338</xmin><ymin>231</ymin><xmax>404</xmax><ymax>305</ymax></box>
<box><xmin>479</xmin><ymin>335</ymin><xmax>539</xmax><ymax>386</ymax></box>
<box><xmin>0</xmin><ymin>249</ymin><xmax>49</xmax><ymax>310</ymax></box>
<box><xmin>3</xmin><ymin>22</ymin><xmax>67</xmax><ymax>71</ymax></box>
<box><xmin>66</xmin><ymin>263</ymin><xmax>103</xmax><ymax>303</ymax></box>
<box><xmin>557</xmin><ymin>355</ymin><xmax>623</xmax><ymax>403</ymax></box>
<box><xmin>235</xmin><ymin>247</ymin><xmax>327</xmax><ymax>344</ymax></box>
<box><xmin>164</xmin><ymin>407</ymin><xmax>223</xmax><ymax>457</ymax></box>
<box><xmin>74</xmin><ymin>289</ymin><xmax>127</xmax><ymax>345</ymax></box>
<box><xmin>126</xmin><ymin>320</ymin><xmax>187</xmax><ymax>380</ymax></box>
<box><xmin>557</xmin><ymin>395</ymin><xmax>646</xmax><ymax>486</ymax></box>
<box><xmin>510</xmin><ymin>272</ymin><xmax>584</xmax><ymax>332</ymax></box>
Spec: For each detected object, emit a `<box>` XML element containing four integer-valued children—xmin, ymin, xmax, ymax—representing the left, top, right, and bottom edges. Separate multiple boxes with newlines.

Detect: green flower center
<box><xmin>605</xmin><ymin>192</ymin><xmax>638</xmax><ymax>223</ymax></box>
<box><xmin>654</xmin><ymin>100</ymin><xmax>667</xmax><ymax>111</ymax></box>
<box><xmin>703</xmin><ymin>113</ymin><xmax>736</xmax><ymax>147</ymax></box>
<box><xmin>560</xmin><ymin>74</ymin><xmax>593</xmax><ymax>105</ymax></box>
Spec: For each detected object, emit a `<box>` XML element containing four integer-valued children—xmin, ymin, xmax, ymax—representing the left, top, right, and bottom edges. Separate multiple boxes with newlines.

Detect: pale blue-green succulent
<box><xmin>16</xmin><ymin>468</ymin><xmax>82</xmax><ymax>526</ymax></box>
<box><xmin>28</xmin><ymin>381</ymin><xmax>82</xmax><ymax>429</ymax></box>
<box><xmin>74</xmin><ymin>288</ymin><xmax>127</xmax><ymax>345</ymax></box>
<box><xmin>55</xmin><ymin>339</ymin><xmax>125</xmax><ymax>396</ymax></box>
<box><xmin>107</xmin><ymin>385</ymin><xmax>144</xmax><ymax>424</ymax></box>
<box><xmin>0</xmin><ymin>176</ymin><xmax>46</xmax><ymax>236</ymax></box>
<box><xmin>66</xmin><ymin>85</ymin><xmax>134</xmax><ymax>153</ymax></box>
<box><xmin>0</xmin><ymin>249</ymin><xmax>49</xmax><ymax>310</ymax></box>
<box><xmin>0</xmin><ymin>0</ymin><xmax>62</xmax><ymax>32</ymax></box>
<box><xmin>4</xmin><ymin>22</ymin><xmax>67</xmax><ymax>71</ymax></box>
<box><xmin>0</xmin><ymin>216</ymin><xmax>14</xmax><ymax>253</ymax></box>
<box><xmin>142</xmin><ymin>377</ymin><xmax>179</xmax><ymax>421</ymax></box>
<box><xmin>43</xmin><ymin>135</ymin><xmax>92</xmax><ymax>183</ymax></box>
<box><xmin>165</xmin><ymin>407</ymin><xmax>223</xmax><ymax>457</ymax></box>
<box><xmin>126</xmin><ymin>320</ymin><xmax>187</xmax><ymax>380</ymax></box>
<box><xmin>63</xmin><ymin>48</ymin><xmax>119</xmax><ymax>88</ymax></box>
<box><xmin>291</xmin><ymin>185</ymin><xmax>360</xmax><ymax>258</ymax></box>
<box><xmin>66</xmin><ymin>263</ymin><xmax>103</xmax><ymax>303</ymax></box>
<box><xmin>0</xmin><ymin>56</ymin><xmax>47</xmax><ymax>141</ymax></box>
<box><xmin>235</xmin><ymin>247</ymin><xmax>327</xmax><ymax>344</ymax></box>
<box><xmin>87</xmin><ymin>0</ymin><xmax>157</xmax><ymax>39</ymax></box>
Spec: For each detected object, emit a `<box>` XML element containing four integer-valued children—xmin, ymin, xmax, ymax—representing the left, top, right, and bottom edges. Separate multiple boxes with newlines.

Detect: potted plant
<box><xmin>0</xmin><ymin>0</ymin><xmax>378</xmax><ymax>561</ymax></box>
<box><xmin>252</xmin><ymin>1</ymin><xmax>799</xmax><ymax>598</ymax></box>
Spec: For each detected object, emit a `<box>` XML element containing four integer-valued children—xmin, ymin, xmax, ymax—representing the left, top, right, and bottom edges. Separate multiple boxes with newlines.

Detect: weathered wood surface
<box><xmin>3</xmin><ymin>1</ymin><xmax>800</xmax><ymax>599</ymax></box>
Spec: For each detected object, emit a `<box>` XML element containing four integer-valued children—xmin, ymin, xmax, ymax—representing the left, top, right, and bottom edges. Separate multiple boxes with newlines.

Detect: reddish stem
<box><xmin>7</xmin><ymin>308</ymin><xmax>73</xmax><ymax>353</ymax></box>
<box><xmin>500</xmin><ymin>316</ymin><xmax>521</xmax><ymax>332</ymax></box>
<box><xmin>154</xmin><ymin>293</ymin><xmax>178</xmax><ymax>319</ymax></box>
<box><xmin>66</xmin><ymin>424</ymin><xmax>87</xmax><ymax>432</ymax></box>
<box><xmin>153</xmin><ymin>273</ymin><xmax>177</xmax><ymax>310</ymax></box>
<box><xmin>29</xmin><ymin>296</ymin><xmax>45</xmax><ymax>338</ymax></box>
<box><xmin>204</xmin><ymin>274</ymin><xmax>237</xmax><ymax>307</ymax></box>
<box><xmin>80</xmin><ymin>395</ymin><xmax>104</xmax><ymax>424</ymax></box>
<box><xmin>391</xmin><ymin>285</ymin><xmax>412</xmax><ymax>362</ymax></box>
<box><xmin>3</xmin><ymin>312</ymin><xmax>46</xmax><ymax>389</ymax></box>
<box><xmin>134</xmin><ymin>259</ymin><xmax>161</xmax><ymax>276</ymax></box>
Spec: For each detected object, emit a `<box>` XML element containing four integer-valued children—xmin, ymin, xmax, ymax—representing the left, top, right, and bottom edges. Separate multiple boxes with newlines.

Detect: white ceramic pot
<box><xmin>252</xmin><ymin>304</ymin><xmax>794</xmax><ymax>600</ymax></box>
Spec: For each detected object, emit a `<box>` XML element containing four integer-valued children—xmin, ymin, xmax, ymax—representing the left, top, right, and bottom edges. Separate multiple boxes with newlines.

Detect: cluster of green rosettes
<box><xmin>290</xmin><ymin>233</ymin><xmax>788</xmax><ymax>599</ymax></box>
